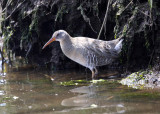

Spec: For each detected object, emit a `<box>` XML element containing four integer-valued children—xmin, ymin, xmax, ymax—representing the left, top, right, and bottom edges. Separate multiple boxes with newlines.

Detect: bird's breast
<box><xmin>60</xmin><ymin>43</ymin><xmax>87</xmax><ymax>67</ymax></box>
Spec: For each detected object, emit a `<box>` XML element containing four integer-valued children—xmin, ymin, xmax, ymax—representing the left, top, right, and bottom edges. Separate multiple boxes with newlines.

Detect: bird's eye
<box><xmin>56</xmin><ymin>33</ymin><xmax>60</xmax><ymax>37</ymax></box>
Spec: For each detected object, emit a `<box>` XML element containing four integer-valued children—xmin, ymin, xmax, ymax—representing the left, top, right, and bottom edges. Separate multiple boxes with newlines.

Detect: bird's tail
<box><xmin>114</xmin><ymin>38</ymin><xmax>123</xmax><ymax>54</ymax></box>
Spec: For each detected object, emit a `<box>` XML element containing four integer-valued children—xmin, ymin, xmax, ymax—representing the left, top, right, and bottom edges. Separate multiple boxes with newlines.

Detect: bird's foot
<box><xmin>92</xmin><ymin>74</ymin><xmax>98</xmax><ymax>80</ymax></box>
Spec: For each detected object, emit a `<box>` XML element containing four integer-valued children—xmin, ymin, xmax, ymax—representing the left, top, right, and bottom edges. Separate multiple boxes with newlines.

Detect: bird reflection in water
<box><xmin>56</xmin><ymin>83</ymin><xmax>126</xmax><ymax>113</ymax></box>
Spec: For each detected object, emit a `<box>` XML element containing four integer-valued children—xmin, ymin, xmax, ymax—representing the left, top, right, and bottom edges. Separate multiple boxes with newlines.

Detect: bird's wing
<box><xmin>73</xmin><ymin>37</ymin><xmax>119</xmax><ymax>58</ymax></box>
<box><xmin>86</xmin><ymin>39</ymin><xmax>119</xmax><ymax>58</ymax></box>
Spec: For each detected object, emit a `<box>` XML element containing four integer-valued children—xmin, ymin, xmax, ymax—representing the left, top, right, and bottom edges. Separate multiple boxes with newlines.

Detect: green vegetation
<box><xmin>3</xmin><ymin>26</ymin><xmax>13</xmax><ymax>49</ymax></box>
<box><xmin>148</xmin><ymin>0</ymin><xmax>153</xmax><ymax>9</ymax></box>
<box><xmin>55</xmin><ymin>5</ymin><xmax>68</xmax><ymax>22</ymax></box>
<box><xmin>120</xmin><ymin>70</ymin><xmax>158</xmax><ymax>89</ymax></box>
<box><xmin>60</xmin><ymin>80</ymin><xmax>90</xmax><ymax>86</ymax></box>
<box><xmin>60</xmin><ymin>79</ymin><xmax>119</xmax><ymax>87</ymax></box>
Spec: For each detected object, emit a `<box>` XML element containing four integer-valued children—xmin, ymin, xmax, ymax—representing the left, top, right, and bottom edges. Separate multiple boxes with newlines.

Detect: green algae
<box><xmin>60</xmin><ymin>79</ymin><xmax>119</xmax><ymax>87</ymax></box>
<box><xmin>120</xmin><ymin>71</ymin><xmax>146</xmax><ymax>89</ymax></box>
<box><xmin>60</xmin><ymin>80</ymin><xmax>90</xmax><ymax>86</ymax></box>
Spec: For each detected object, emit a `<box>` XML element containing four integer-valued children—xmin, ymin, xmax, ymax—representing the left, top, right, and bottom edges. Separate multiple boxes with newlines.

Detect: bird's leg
<box><xmin>94</xmin><ymin>67</ymin><xmax>98</xmax><ymax>78</ymax></box>
<box><xmin>91</xmin><ymin>68</ymin><xmax>98</xmax><ymax>79</ymax></box>
<box><xmin>91</xmin><ymin>68</ymin><xmax>95</xmax><ymax>79</ymax></box>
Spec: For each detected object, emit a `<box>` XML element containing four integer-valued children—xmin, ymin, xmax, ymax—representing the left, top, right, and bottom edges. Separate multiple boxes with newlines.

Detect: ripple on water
<box><xmin>0</xmin><ymin>103</ymin><xmax>6</xmax><ymax>107</ymax></box>
<box><xmin>0</xmin><ymin>73</ymin><xmax>6</xmax><ymax>77</ymax></box>
<box><xmin>0</xmin><ymin>79</ymin><xmax>6</xmax><ymax>85</ymax></box>
<box><xmin>0</xmin><ymin>90</ymin><xmax>5</xmax><ymax>95</ymax></box>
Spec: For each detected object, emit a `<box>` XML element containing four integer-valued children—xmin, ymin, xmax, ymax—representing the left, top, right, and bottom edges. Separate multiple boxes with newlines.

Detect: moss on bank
<box><xmin>120</xmin><ymin>70</ymin><xmax>160</xmax><ymax>89</ymax></box>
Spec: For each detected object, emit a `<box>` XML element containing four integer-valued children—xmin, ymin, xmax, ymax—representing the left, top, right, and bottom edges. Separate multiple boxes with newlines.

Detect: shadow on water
<box><xmin>1</xmin><ymin>59</ymin><xmax>160</xmax><ymax>114</ymax></box>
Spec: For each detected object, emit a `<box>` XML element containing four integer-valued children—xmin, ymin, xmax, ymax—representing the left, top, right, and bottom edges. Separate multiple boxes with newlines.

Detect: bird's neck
<box><xmin>60</xmin><ymin>37</ymin><xmax>73</xmax><ymax>55</ymax></box>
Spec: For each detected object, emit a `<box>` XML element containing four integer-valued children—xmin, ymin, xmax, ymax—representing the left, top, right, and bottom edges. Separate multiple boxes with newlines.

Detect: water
<box><xmin>1</xmin><ymin>64</ymin><xmax>160</xmax><ymax>114</ymax></box>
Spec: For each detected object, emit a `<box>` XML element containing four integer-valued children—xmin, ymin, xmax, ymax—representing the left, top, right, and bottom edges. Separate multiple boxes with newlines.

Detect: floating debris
<box><xmin>13</xmin><ymin>96</ymin><xmax>19</xmax><ymax>100</ymax></box>
<box><xmin>90</xmin><ymin>104</ymin><xmax>98</xmax><ymax>108</ymax></box>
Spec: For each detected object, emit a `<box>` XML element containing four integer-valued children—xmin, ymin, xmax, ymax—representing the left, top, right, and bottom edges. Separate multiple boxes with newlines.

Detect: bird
<box><xmin>42</xmin><ymin>30</ymin><xmax>123</xmax><ymax>79</ymax></box>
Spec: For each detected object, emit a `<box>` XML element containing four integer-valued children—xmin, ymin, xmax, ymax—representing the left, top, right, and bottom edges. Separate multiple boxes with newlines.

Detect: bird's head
<box><xmin>42</xmin><ymin>30</ymin><xmax>69</xmax><ymax>49</ymax></box>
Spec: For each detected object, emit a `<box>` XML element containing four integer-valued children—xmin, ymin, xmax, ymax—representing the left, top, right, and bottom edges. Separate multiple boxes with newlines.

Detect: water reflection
<box><xmin>62</xmin><ymin>85</ymin><xmax>98</xmax><ymax>107</ymax></box>
<box><xmin>0</xmin><ymin>62</ymin><xmax>160</xmax><ymax>113</ymax></box>
<box><xmin>0</xmin><ymin>103</ymin><xmax>6</xmax><ymax>107</ymax></box>
<box><xmin>0</xmin><ymin>90</ymin><xmax>5</xmax><ymax>95</ymax></box>
<box><xmin>59</xmin><ymin>84</ymin><xmax>126</xmax><ymax>114</ymax></box>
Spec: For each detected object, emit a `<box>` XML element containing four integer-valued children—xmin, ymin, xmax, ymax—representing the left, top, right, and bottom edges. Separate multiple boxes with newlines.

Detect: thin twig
<box><xmin>97</xmin><ymin>0</ymin><xmax>111</xmax><ymax>39</ymax></box>
<box><xmin>2</xmin><ymin>0</ymin><xmax>13</xmax><ymax>13</ymax></box>
<box><xmin>4</xmin><ymin>0</ymin><xmax>25</xmax><ymax>20</ymax></box>
<box><xmin>148</xmin><ymin>48</ymin><xmax>154</xmax><ymax>66</ymax></box>
<box><xmin>122</xmin><ymin>0</ymin><xmax>133</xmax><ymax>13</ymax></box>
<box><xmin>97</xmin><ymin>0</ymin><xmax>134</xmax><ymax>40</ymax></box>
<box><xmin>137</xmin><ymin>9</ymin><xmax>150</xmax><ymax>17</ymax></box>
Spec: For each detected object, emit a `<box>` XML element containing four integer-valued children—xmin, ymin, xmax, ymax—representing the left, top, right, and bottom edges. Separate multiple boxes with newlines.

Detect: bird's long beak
<box><xmin>42</xmin><ymin>37</ymin><xmax>56</xmax><ymax>49</ymax></box>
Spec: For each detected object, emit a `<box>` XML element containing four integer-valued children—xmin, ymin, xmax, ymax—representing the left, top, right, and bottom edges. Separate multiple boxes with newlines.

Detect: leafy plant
<box><xmin>148</xmin><ymin>0</ymin><xmax>153</xmax><ymax>9</ymax></box>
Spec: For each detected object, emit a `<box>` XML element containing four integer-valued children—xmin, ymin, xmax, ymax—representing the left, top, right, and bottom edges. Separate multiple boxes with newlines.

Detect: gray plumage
<box><xmin>43</xmin><ymin>30</ymin><xmax>123</xmax><ymax>79</ymax></box>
